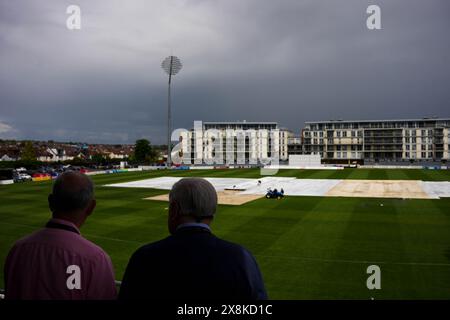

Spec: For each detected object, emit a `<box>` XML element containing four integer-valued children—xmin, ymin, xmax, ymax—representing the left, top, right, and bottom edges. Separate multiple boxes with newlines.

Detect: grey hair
<box><xmin>169</xmin><ymin>178</ymin><xmax>217</xmax><ymax>218</ymax></box>
<box><xmin>52</xmin><ymin>171</ymin><xmax>94</xmax><ymax>212</ymax></box>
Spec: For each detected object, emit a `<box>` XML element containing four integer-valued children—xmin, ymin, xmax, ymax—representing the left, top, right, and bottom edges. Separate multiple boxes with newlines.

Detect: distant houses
<box><xmin>0</xmin><ymin>154</ymin><xmax>18</xmax><ymax>161</ymax></box>
<box><xmin>0</xmin><ymin>147</ymin><xmax>20</xmax><ymax>161</ymax></box>
<box><xmin>35</xmin><ymin>147</ymin><xmax>82</xmax><ymax>162</ymax></box>
<box><xmin>0</xmin><ymin>141</ymin><xmax>134</xmax><ymax>162</ymax></box>
<box><xmin>88</xmin><ymin>145</ymin><xmax>134</xmax><ymax>160</ymax></box>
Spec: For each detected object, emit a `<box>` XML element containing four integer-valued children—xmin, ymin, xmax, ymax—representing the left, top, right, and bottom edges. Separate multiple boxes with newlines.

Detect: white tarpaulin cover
<box><xmin>105</xmin><ymin>176</ymin><xmax>450</xmax><ymax>199</ymax></box>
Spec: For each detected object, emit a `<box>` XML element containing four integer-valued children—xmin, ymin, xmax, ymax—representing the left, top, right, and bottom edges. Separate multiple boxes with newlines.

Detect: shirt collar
<box><xmin>48</xmin><ymin>218</ymin><xmax>81</xmax><ymax>234</ymax></box>
<box><xmin>176</xmin><ymin>222</ymin><xmax>211</xmax><ymax>232</ymax></box>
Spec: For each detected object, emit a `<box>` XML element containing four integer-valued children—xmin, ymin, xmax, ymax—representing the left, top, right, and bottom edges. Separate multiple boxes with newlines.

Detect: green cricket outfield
<box><xmin>1</xmin><ymin>168</ymin><xmax>449</xmax><ymax>299</ymax></box>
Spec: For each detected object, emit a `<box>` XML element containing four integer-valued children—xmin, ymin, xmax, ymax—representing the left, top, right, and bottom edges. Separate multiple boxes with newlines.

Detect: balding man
<box><xmin>4</xmin><ymin>171</ymin><xmax>117</xmax><ymax>299</ymax></box>
<box><xmin>119</xmin><ymin>178</ymin><xmax>267</xmax><ymax>300</ymax></box>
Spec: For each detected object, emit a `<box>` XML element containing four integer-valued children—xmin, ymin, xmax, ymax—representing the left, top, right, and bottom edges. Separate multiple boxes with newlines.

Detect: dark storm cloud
<box><xmin>0</xmin><ymin>0</ymin><xmax>449</xmax><ymax>143</ymax></box>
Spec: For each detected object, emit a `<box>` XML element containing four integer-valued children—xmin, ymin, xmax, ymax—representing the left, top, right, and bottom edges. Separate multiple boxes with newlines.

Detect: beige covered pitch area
<box><xmin>326</xmin><ymin>179</ymin><xmax>431</xmax><ymax>199</ymax></box>
<box><xmin>145</xmin><ymin>190</ymin><xmax>264</xmax><ymax>206</ymax></box>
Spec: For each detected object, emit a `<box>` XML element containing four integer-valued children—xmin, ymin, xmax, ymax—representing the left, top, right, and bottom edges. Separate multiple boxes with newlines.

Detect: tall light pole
<box><xmin>161</xmin><ymin>55</ymin><xmax>182</xmax><ymax>167</ymax></box>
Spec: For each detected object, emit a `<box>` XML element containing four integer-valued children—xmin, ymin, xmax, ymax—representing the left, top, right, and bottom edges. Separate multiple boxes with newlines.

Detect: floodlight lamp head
<box><xmin>161</xmin><ymin>56</ymin><xmax>182</xmax><ymax>76</ymax></box>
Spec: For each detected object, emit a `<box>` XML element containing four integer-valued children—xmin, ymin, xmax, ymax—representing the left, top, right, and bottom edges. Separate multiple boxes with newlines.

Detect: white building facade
<box><xmin>175</xmin><ymin>121</ymin><xmax>292</xmax><ymax>165</ymax></box>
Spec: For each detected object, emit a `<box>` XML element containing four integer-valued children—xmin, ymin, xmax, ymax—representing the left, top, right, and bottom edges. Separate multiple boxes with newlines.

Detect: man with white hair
<box><xmin>119</xmin><ymin>177</ymin><xmax>267</xmax><ymax>300</ymax></box>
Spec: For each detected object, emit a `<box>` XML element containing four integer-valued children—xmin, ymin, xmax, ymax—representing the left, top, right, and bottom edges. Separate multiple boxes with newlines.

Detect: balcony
<box><xmin>363</xmin><ymin>148</ymin><xmax>404</xmax><ymax>152</ymax></box>
<box><xmin>363</xmin><ymin>134</ymin><xmax>404</xmax><ymax>138</ymax></box>
<box><xmin>364</xmin><ymin>140</ymin><xmax>404</xmax><ymax>145</ymax></box>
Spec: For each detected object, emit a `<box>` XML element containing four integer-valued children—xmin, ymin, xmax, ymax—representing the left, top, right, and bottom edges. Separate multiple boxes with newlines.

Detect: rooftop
<box><xmin>203</xmin><ymin>121</ymin><xmax>278</xmax><ymax>125</ymax></box>
<box><xmin>305</xmin><ymin>117</ymin><xmax>450</xmax><ymax>124</ymax></box>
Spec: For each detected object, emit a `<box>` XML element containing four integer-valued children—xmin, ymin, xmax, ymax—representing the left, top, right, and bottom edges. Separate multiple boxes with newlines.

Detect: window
<box><xmin>351</xmin><ymin>131</ymin><xmax>356</xmax><ymax>137</ymax></box>
<box><xmin>406</xmin><ymin>152</ymin><xmax>410</xmax><ymax>158</ymax></box>
<box><xmin>421</xmin><ymin>152</ymin><xmax>426</xmax><ymax>158</ymax></box>
<box><xmin>342</xmin><ymin>131</ymin><xmax>347</xmax><ymax>137</ymax></box>
<box><xmin>337</xmin><ymin>131</ymin><xmax>341</xmax><ymax>138</ymax></box>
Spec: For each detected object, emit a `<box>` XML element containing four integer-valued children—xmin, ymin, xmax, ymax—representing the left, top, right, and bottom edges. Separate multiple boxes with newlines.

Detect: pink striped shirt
<box><xmin>4</xmin><ymin>218</ymin><xmax>117</xmax><ymax>300</ymax></box>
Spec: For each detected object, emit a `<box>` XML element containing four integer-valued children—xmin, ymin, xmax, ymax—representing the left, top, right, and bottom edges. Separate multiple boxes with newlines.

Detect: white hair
<box><xmin>169</xmin><ymin>178</ymin><xmax>217</xmax><ymax>218</ymax></box>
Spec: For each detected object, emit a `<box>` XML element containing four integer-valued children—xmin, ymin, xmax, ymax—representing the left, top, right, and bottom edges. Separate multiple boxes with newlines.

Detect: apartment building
<box><xmin>299</xmin><ymin>118</ymin><xmax>450</xmax><ymax>162</ymax></box>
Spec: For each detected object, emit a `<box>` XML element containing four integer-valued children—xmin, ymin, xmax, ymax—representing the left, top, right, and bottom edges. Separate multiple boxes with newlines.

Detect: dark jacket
<box><xmin>118</xmin><ymin>226</ymin><xmax>267</xmax><ymax>300</ymax></box>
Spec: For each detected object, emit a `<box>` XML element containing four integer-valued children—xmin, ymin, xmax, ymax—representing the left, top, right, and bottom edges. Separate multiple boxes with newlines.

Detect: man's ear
<box><xmin>86</xmin><ymin>199</ymin><xmax>96</xmax><ymax>216</ymax></box>
<box><xmin>169</xmin><ymin>200</ymin><xmax>181</xmax><ymax>221</ymax></box>
<box><xmin>48</xmin><ymin>194</ymin><xmax>55</xmax><ymax>212</ymax></box>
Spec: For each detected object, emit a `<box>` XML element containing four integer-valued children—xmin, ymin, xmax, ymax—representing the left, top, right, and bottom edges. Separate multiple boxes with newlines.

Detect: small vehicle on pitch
<box><xmin>265</xmin><ymin>188</ymin><xmax>284</xmax><ymax>199</ymax></box>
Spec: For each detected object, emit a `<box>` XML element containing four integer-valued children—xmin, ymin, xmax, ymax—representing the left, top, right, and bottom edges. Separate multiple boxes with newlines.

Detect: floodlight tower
<box><xmin>161</xmin><ymin>55</ymin><xmax>182</xmax><ymax>167</ymax></box>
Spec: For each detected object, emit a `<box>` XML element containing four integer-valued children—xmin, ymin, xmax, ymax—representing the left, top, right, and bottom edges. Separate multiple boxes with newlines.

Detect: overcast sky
<box><xmin>0</xmin><ymin>0</ymin><xmax>449</xmax><ymax>144</ymax></box>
